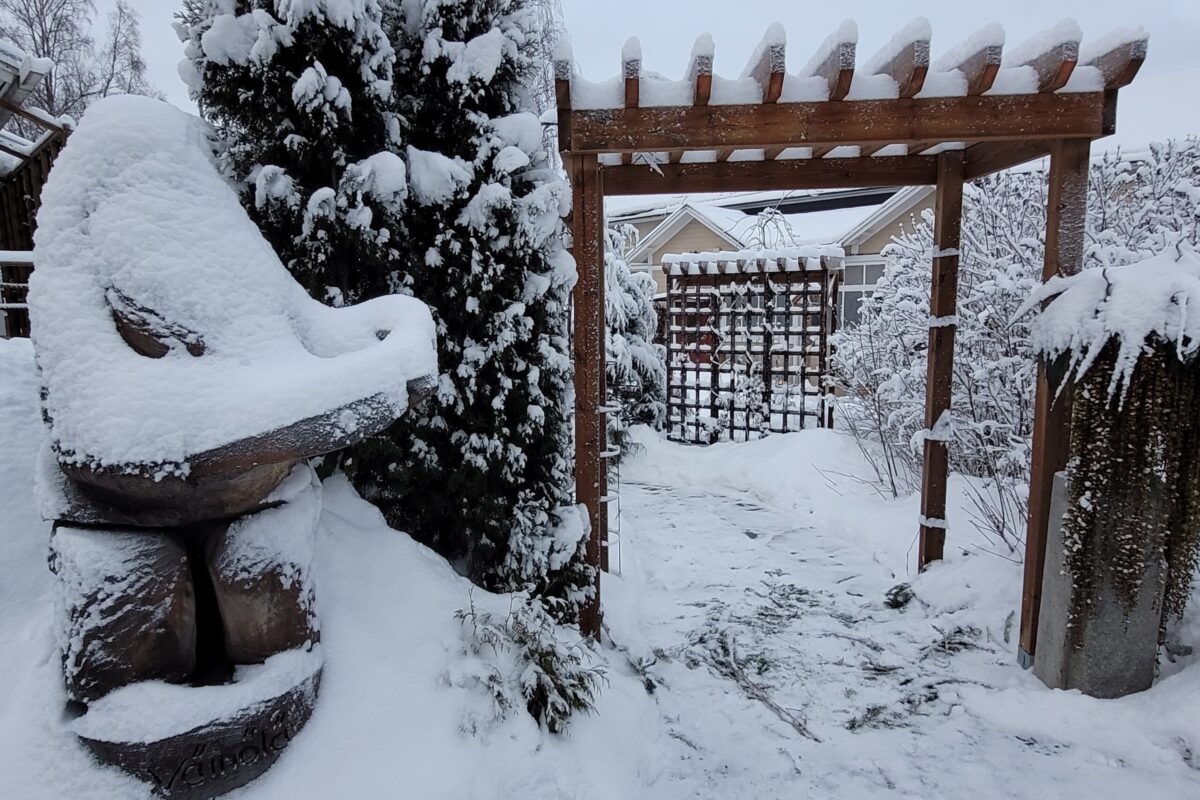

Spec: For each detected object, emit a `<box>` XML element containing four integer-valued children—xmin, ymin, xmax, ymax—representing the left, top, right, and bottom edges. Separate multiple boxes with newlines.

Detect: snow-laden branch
<box><xmin>1021</xmin><ymin>246</ymin><xmax>1200</xmax><ymax>398</ymax></box>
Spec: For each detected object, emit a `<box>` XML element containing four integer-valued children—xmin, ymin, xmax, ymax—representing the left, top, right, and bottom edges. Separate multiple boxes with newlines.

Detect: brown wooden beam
<box><xmin>0</xmin><ymin>99</ymin><xmax>64</xmax><ymax>133</ymax></box>
<box><xmin>762</xmin><ymin>146</ymin><xmax>785</xmax><ymax>160</ymax></box>
<box><xmin>1019</xmin><ymin>138</ymin><xmax>1090</xmax><ymax>664</ymax></box>
<box><xmin>622</xmin><ymin>49</ymin><xmax>640</xmax><ymax>166</ymax></box>
<box><xmin>963</xmin><ymin>139</ymin><xmax>1050</xmax><ymax>179</ymax></box>
<box><xmin>1019</xmin><ymin>39</ymin><xmax>1079</xmax><ymax>93</ymax></box>
<box><xmin>688</xmin><ymin>39</ymin><xmax>714</xmax><ymax>106</ymax></box>
<box><xmin>918</xmin><ymin>150</ymin><xmax>965</xmax><ymax>571</ymax></box>
<box><xmin>873</xmin><ymin>37</ymin><xmax>930</xmax><ymax>98</ymax></box>
<box><xmin>554</xmin><ymin>66</ymin><xmax>572</xmax><ymax>156</ymax></box>
<box><xmin>942</xmin><ymin>33</ymin><xmax>1002</xmax><ymax>96</ymax></box>
<box><xmin>746</xmin><ymin>28</ymin><xmax>786</xmax><ymax>104</ymax></box>
<box><xmin>566</xmin><ymin>92</ymin><xmax>1108</xmax><ymax>154</ymax></box>
<box><xmin>1084</xmin><ymin>38</ymin><xmax>1148</xmax><ymax>90</ymax></box>
<box><xmin>570</xmin><ymin>154</ymin><xmax>605</xmax><ymax>640</ymax></box>
<box><xmin>809</xmin><ymin>34</ymin><xmax>855</xmax><ymax>101</ymax></box>
<box><xmin>601</xmin><ymin>154</ymin><xmax>939</xmax><ymax>195</ymax></box>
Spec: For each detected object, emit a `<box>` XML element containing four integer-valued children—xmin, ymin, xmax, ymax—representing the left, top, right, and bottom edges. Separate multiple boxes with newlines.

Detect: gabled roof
<box><xmin>626</xmin><ymin>202</ymin><xmax>750</xmax><ymax>263</ymax></box>
<box><xmin>837</xmin><ymin>185</ymin><xmax>933</xmax><ymax>248</ymax></box>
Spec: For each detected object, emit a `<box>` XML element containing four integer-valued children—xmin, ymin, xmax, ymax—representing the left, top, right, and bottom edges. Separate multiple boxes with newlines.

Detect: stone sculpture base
<box><xmin>76</xmin><ymin>657</ymin><xmax>321</xmax><ymax>800</ymax></box>
<box><xmin>45</xmin><ymin>461</ymin><xmax>324</xmax><ymax>798</ymax></box>
<box><xmin>1034</xmin><ymin>471</ymin><xmax>1167</xmax><ymax>697</ymax></box>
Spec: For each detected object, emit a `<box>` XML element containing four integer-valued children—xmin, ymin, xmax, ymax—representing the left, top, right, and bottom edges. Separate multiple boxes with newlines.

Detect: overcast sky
<box><xmin>101</xmin><ymin>0</ymin><xmax>1199</xmax><ymax>147</ymax></box>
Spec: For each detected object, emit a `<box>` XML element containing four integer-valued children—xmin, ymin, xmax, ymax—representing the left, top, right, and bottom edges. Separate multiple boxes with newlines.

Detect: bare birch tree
<box><xmin>0</xmin><ymin>0</ymin><xmax>157</xmax><ymax>121</ymax></box>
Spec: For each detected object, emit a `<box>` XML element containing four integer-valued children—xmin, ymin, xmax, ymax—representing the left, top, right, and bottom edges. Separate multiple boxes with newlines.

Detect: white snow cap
<box><xmin>742</xmin><ymin>22</ymin><xmax>787</xmax><ymax>79</ymax></box>
<box><xmin>1005</xmin><ymin>19</ymin><xmax>1082</xmax><ymax>66</ymax></box>
<box><xmin>801</xmin><ymin>19</ymin><xmax>858</xmax><ymax>77</ymax></box>
<box><xmin>1024</xmin><ymin>247</ymin><xmax>1200</xmax><ymax>398</ymax></box>
<box><xmin>622</xmin><ymin>36</ymin><xmax>642</xmax><ymax>66</ymax></box>
<box><xmin>1079</xmin><ymin>26</ymin><xmax>1149</xmax><ymax>65</ymax></box>
<box><xmin>932</xmin><ymin>22</ymin><xmax>1005</xmax><ymax>73</ymax></box>
<box><xmin>29</xmin><ymin>95</ymin><xmax>437</xmax><ymax>470</ymax></box>
<box><xmin>863</xmin><ymin>17</ymin><xmax>931</xmax><ymax>75</ymax></box>
<box><xmin>690</xmin><ymin>32</ymin><xmax>716</xmax><ymax>71</ymax></box>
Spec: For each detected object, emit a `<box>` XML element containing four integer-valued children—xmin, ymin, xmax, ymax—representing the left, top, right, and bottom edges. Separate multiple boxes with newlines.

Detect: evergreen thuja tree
<box><xmin>605</xmin><ymin>224</ymin><xmax>666</xmax><ymax>458</ymax></box>
<box><xmin>177</xmin><ymin>0</ymin><xmax>408</xmax><ymax>302</ymax></box>
<box><xmin>345</xmin><ymin>0</ymin><xmax>588</xmax><ymax>614</ymax></box>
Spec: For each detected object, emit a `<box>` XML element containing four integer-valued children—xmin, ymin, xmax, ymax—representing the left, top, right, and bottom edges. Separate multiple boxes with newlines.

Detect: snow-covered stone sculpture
<box><xmin>1024</xmin><ymin>246</ymin><xmax>1200</xmax><ymax>697</ymax></box>
<box><xmin>28</xmin><ymin>95</ymin><xmax>437</xmax><ymax>798</ymax></box>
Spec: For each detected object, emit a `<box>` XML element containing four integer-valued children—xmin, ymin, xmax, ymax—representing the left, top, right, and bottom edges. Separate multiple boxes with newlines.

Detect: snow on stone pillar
<box><xmin>1022</xmin><ymin>246</ymin><xmax>1200</xmax><ymax>697</ymax></box>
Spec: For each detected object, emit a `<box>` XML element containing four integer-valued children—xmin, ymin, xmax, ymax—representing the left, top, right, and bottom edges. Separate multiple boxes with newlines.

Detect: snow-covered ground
<box><xmin>2</xmin><ymin>337</ymin><xmax>1198</xmax><ymax>799</ymax></box>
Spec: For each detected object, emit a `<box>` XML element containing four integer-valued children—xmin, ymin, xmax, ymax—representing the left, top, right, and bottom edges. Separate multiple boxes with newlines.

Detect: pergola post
<box><xmin>570</xmin><ymin>153</ymin><xmax>606</xmax><ymax>640</ymax></box>
<box><xmin>917</xmin><ymin>150</ymin><xmax>965</xmax><ymax>570</ymax></box>
<box><xmin>1018</xmin><ymin>137</ymin><xmax>1090</xmax><ymax>665</ymax></box>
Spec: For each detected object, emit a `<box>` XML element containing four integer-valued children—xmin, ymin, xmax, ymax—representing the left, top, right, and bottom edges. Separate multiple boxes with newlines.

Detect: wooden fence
<box><xmin>0</xmin><ymin>102</ymin><xmax>67</xmax><ymax>336</ymax></box>
<box><xmin>665</xmin><ymin>251</ymin><xmax>838</xmax><ymax>444</ymax></box>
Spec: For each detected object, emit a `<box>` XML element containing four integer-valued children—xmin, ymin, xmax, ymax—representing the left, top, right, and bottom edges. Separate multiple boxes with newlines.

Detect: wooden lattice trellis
<box><xmin>664</xmin><ymin>250</ymin><xmax>838</xmax><ymax>444</ymax></box>
<box><xmin>555</xmin><ymin>17</ymin><xmax>1147</xmax><ymax>665</ymax></box>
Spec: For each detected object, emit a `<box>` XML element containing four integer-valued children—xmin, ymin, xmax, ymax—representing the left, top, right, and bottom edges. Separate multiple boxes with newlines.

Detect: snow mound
<box><xmin>30</xmin><ymin>95</ymin><xmax>437</xmax><ymax>472</ymax></box>
<box><xmin>1024</xmin><ymin>247</ymin><xmax>1200</xmax><ymax>396</ymax></box>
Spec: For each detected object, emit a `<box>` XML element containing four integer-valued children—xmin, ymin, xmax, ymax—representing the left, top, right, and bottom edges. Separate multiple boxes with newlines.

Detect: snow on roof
<box><xmin>781</xmin><ymin>205</ymin><xmax>888</xmax><ymax>245</ymax></box>
<box><xmin>0</xmin><ymin>36</ymin><xmax>55</xmax><ymax>138</ymax></box>
<box><xmin>30</xmin><ymin>95</ymin><xmax>437</xmax><ymax>471</ymax></box>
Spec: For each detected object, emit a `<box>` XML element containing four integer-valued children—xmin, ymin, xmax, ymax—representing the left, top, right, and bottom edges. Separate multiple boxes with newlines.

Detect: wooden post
<box><xmin>570</xmin><ymin>154</ymin><xmax>605</xmax><ymax>640</ymax></box>
<box><xmin>917</xmin><ymin>150</ymin><xmax>965</xmax><ymax>570</ymax></box>
<box><xmin>1018</xmin><ymin>137</ymin><xmax>1090</xmax><ymax>666</ymax></box>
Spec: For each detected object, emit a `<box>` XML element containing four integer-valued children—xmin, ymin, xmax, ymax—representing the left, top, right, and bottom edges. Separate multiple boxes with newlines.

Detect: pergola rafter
<box><xmin>555</xmin><ymin>20</ymin><xmax>1148</xmax><ymax>662</ymax></box>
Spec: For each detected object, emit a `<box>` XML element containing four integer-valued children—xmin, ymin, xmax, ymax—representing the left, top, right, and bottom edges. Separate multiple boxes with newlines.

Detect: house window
<box><xmin>838</xmin><ymin>261</ymin><xmax>884</xmax><ymax>328</ymax></box>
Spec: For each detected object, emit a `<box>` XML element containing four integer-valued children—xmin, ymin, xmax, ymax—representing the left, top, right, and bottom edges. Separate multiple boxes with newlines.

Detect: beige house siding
<box><xmin>626</xmin><ymin>219</ymin><xmax>659</xmax><ymax>242</ymax></box>
<box><xmin>850</xmin><ymin>199</ymin><xmax>932</xmax><ymax>257</ymax></box>
<box><xmin>643</xmin><ymin>220</ymin><xmax>738</xmax><ymax>293</ymax></box>
<box><xmin>651</xmin><ymin>220</ymin><xmax>733</xmax><ymax>262</ymax></box>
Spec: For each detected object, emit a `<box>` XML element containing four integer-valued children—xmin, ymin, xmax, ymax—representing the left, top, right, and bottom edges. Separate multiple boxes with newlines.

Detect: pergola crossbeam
<box><xmin>1012</xmin><ymin>29</ymin><xmax>1080</xmax><ymax>93</ymax></box>
<box><xmin>870</xmin><ymin>33</ymin><xmax>930</xmax><ymax>98</ymax></box>
<box><xmin>601</xmin><ymin>154</ymin><xmax>939</xmax><ymax>195</ymax></box>
<box><xmin>565</xmin><ymin>92</ymin><xmax>1108</xmax><ymax>154</ymax></box>
<box><xmin>938</xmin><ymin>28</ymin><xmax>1003</xmax><ymax>96</ymax></box>
<box><xmin>1084</xmin><ymin>37</ymin><xmax>1148</xmax><ymax>90</ymax></box>
<box><xmin>806</xmin><ymin>23</ymin><xmax>856</xmax><ymax>101</ymax></box>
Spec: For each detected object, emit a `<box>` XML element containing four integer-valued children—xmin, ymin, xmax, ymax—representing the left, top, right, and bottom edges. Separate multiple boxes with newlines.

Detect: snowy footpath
<box><xmin>2</xmin><ymin>337</ymin><xmax>1199</xmax><ymax>799</ymax></box>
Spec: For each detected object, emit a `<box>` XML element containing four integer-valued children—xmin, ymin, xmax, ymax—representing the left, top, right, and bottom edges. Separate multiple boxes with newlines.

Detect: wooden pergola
<box><xmin>555</xmin><ymin>19</ymin><xmax>1147</xmax><ymax>665</ymax></box>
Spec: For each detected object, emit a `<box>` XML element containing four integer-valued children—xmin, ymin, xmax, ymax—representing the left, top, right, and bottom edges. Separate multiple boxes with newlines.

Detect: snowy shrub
<box><xmin>345</xmin><ymin>0</ymin><xmax>587</xmax><ymax>611</ymax></box>
<box><xmin>183</xmin><ymin>0</ymin><xmax>591</xmax><ymax>617</ymax></box>
<box><xmin>177</xmin><ymin>0</ymin><xmax>405</xmax><ymax>301</ymax></box>
<box><xmin>830</xmin><ymin>170</ymin><xmax>1046</xmax><ymax>551</ymax></box>
<box><xmin>605</xmin><ymin>224</ymin><xmax>666</xmax><ymax>458</ymax></box>
<box><xmin>830</xmin><ymin>139</ymin><xmax>1200</xmax><ymax>552</ymax></box>
<box><xmin>453</xmin><ymin>595</ymin><xmax>606</xmax><ymax>734</ymax></box>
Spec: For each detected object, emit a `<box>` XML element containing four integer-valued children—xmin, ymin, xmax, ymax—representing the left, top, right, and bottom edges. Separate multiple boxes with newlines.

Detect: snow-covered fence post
<box><xmin>1020</xmin><ymin>246</ymin><xmax>1200</xmax><ymax>696</ymax></box>
<box><xmin>1019</xmin><ymin>138</ymin><xmax>1091</xmax><ymax>666</ymax></box>
<box><xmin>917</xmin><ymin>150</ymin><xmax>965</xmax><ymax>570</ymax></box>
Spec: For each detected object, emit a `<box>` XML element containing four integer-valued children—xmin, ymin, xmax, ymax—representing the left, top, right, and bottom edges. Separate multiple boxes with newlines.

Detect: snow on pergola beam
<box><xmin>557</xmin><ymin>18</ymin><xmax>1149</xmax><ymax>652</ymax></box>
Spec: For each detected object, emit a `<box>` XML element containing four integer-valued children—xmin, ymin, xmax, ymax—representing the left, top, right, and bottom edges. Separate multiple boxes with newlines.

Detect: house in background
<box><xmin>607</xmin><ymin>185</ymin><xmax>934</xmax><ymax>330</ymax></box>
